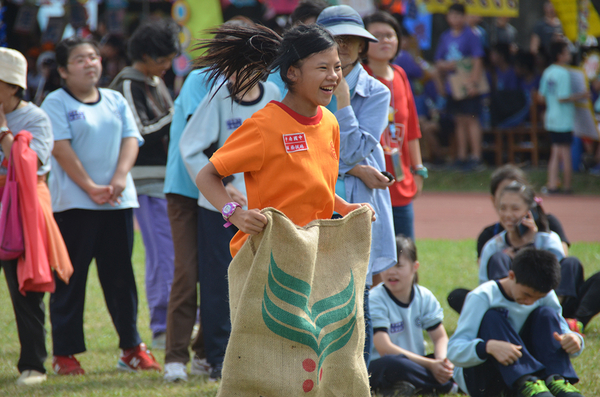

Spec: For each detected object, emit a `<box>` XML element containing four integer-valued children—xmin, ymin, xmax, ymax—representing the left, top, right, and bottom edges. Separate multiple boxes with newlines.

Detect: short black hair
<box><xmin>55</xmin><ymin>36</ymin><xmax>100</xmax><ymax>69</ymax></box>
<box><xmin>549</xmin><ymin>40</ymin><xmax>568</xmax><ymax>63</ymax></box>
<box><xmin>363</xmin><ymin>11</ymin><xmax>402</xmax><ymax>60</ymax></box>
<box><xmin>511</xmin><ymin>248</ymin><xmax>560</xmax><ymax>293</ymax></box>
<box><xmin>490</xmin><ymin>164</ymin><xmax>527</xmax><ymax>196</ymax></box>
<box><xmin>448</xmin><ymin>3</ymin><xmax>466</xmax><ymax>14</ymax></box>
<box><xmin>492</xmin><ymin>42</ymin><xmax>512</xmax><ymax>64</ymax></box>
<box><xmin>128</xmin><ymin>18</ymin><xmax>181</xmax><ymax>62</ymax></box>
<box><xmin>290</xmin><ymin>0</ymin><xmax>328</xmax><ymax>25</ymax></box>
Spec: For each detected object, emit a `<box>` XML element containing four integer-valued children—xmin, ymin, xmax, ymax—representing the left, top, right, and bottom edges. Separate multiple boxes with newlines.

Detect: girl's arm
<box><xmin>373</xmin><ymin>331</ymin><xmax>434</xmax><ymax>368</ymax></box>
<box><xmin>196</xmin><ymin>162</ymin><xmax>267</xmax><ymax>234</ymax></box>
<box><xmin>334</xmin><ymin>194</ymin><xmax>376</xmax><ymax>221</ymax></box>
<box><xmin>109</xmin><ymin>137</ymin><xmax>139</xmax><ymax>205</ymax></box>
<box><xmin>428</xmin><ymin>324</ymin><xmax>455</xmax><ymax>384</ymax></box>
<box><xmin>428</xmin><ymin>323</ymin><xmax>449</xmax><ymax>360</ymax></box>
<box><xmin>408</xmin><ymin>139</ymin><xmax>424</xmax><ymax>197</ymax></box>
<box><xmin>52</xmin><ymin>140</ymin><xmax>113</xmax><ymax>205</ymax></box>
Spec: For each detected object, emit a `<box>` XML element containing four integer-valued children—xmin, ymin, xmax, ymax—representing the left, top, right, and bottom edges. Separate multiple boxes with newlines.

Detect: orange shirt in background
<box><xmin>210</xmin><ymin>101</ymin><xmax>340</xmax><ymax>257</ymax></box>
<box><xmin>364</xmin><ymin>64</ymin><xmax>422</xmax><ymax>207</ymax></box>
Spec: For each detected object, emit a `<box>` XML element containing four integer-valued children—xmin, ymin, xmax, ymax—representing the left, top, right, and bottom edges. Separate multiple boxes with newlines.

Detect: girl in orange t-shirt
<box><xmin>194</xmin><ymin>23</ymin><xmax>375</xmax><ymax>254</ymax></box>
<box><xmin>363</xmin><ymin>11</ymin><xmax>426</xmax><ymax>241</ymax></box>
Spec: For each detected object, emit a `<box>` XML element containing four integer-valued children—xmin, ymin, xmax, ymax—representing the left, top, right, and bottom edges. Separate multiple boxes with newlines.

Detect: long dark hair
<box><xmin>194</xmin><ymin>23</ymin><xmax>336</xmax><ymax>97</ymax></box>
<box><xmin>500</xmin><ymin>181</ymin><xmax>549</xmax><ymax>232</ymax></box>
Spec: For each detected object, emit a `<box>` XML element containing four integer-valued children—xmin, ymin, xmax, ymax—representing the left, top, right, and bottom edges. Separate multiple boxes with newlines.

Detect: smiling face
<box><xmin>381</xmin><ymin>254</ymin><xmax>418</xmax><ymax>298</ymax></box>
<box><xmin>498</xmin><ymin>190</ymin><xmax>529</xmax><ymax>233</ymax></box>
<box><xmin>58</xmin><ymin>43</ymin><xmax>102</xmax><ymax>89</ymax></box>
<box><xmin>336</xmin><ymin>35</ymin><xmax>365</xmax><ymax>75</ymax></box>
<box><xmin>366</xmin><ymin>22</ymin><xmax>398</xmax><ymax>63</ymax></box>
<box><xmin>287</xmin><ymin>46</ymin><xmax>342</xmax><ymax>109</ymax></box>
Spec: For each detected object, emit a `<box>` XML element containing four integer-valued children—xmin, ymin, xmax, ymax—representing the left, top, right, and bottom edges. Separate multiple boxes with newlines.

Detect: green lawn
<box><xmin>1</xmin><ymin>235</ymin><xmax>599</xmax><ymax>396</ymax></box>
<box><xmin>426</xmin><ymin>167</ymin><xmax>600</xmax><ymax>195</ymax></box>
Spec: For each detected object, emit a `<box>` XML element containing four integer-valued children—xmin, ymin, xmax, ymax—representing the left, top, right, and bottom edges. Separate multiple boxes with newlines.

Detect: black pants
<box><xmin>197</xmin><ymin>207</ymin><xmax>236</xmax><ymax>366</ymax></box>
<box><xmin>50</xmin><ymin>209</ymin><xmax>142</xmax><ymax>355</ymax></box>
<box><xmin>463</xmin><ymin>307</ymin><xmax>578</xmax><ymax>397</ymax></box>
<box><xmin>1</xmin><ymin>259</ymin><xmax>47</xmax><ymax>373</ymax></box>
<box><xmin>369</xmin><ymin>353</ymin><xmax>454</xmax><ymax>394</ymax></box>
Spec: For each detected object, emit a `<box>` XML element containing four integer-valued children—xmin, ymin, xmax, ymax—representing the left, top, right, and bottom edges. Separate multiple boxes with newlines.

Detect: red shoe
<box><xmin>53</xmin><ymin>355</ymin><xmax>85</xmax><ymax>375</ymax></box>
<box><xmin>117</xmin><ymin>343</ymin><xmax>161</xmax><ymax>372</ymax></box>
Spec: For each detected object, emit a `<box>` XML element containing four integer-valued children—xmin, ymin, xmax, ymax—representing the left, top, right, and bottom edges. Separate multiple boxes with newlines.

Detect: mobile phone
<box><xmin>517</xmin><ymin>219</ymin><xmax>529</xmax><ymax>237</ymax></box>
<box><xmin>381</xmin><ymin>171</ymin><xmax>394</xmax><ymax>182</ymax></box>
<box><xmin>516</xmin><ymin>206</ymin><xmax>540</xmax><ymax>237</ymax></box>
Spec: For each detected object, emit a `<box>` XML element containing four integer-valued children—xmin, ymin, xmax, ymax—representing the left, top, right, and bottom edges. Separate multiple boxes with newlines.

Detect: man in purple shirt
<box><xmin>434</xmin><ymin>3</ymin><xmax>485</xmax><ymax>171</ymax></box>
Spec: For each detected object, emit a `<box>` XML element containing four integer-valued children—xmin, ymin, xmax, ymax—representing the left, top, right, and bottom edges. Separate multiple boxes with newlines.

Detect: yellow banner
<box><xmin>551</xmin><ymin>0</ymin><xmax>600</xmax><ymax>42</ymax></box>
<box><xmin>419</xmin><ymin>0</ymin><xmax>519</xmax><ymax>17</ymax></box>
<box><xmin>173</xmin><ymin>0</ymin><xmax>223</xmax><ymax>55</ymax></box>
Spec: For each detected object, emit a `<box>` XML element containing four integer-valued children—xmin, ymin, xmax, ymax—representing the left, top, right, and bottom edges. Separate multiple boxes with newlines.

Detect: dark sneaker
<box><xmin>208</xmin><ymin>362</ymin><xmax>222</xmax><ymax>382</ymax></box>
<box><xmin>516</xmin><ymin>377</ymin><xmax>553</xmax><ymax>397</ymax></box>
<box><xmin>378</xmin><ymin>380</ymin><xmax>417</xmax><ymax>397</ymax></box>
<box><xmin>545</xmin><ymin>375</ymin><xmax>583</xmax><ymax>397</ymax></box>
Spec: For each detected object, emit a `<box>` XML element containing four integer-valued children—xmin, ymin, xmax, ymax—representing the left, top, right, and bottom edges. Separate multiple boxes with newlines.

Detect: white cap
<box><xmin>0</xmin><ymin>48</ymin><xmax>28</xmax><ymax>90</ymax></box>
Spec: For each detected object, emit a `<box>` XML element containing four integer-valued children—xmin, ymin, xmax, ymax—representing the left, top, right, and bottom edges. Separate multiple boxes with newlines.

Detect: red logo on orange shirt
<box><xmin>283</xmin><ymin>133</ymin><xmax>308</xmax><ymax>153</ymax></box>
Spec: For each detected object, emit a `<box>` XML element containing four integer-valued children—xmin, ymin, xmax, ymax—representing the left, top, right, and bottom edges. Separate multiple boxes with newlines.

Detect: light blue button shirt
<box><xmin>328</xmin><ymin>64</ymin><xmax>397</xmax><ymax>285</ymax></box>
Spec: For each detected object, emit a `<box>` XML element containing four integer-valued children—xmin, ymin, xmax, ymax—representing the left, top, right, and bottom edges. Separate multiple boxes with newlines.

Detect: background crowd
<box><xmin>1</xmin><ymin>0</ymin><xmax>599</xmax><ymax>395</ymax></box>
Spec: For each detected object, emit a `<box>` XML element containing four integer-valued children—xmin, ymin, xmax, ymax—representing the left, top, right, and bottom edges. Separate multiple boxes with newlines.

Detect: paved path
<box><xmin>413</xmin><ymin>192</ymin><xmax>600</xmax><ymax>243</ymax></box>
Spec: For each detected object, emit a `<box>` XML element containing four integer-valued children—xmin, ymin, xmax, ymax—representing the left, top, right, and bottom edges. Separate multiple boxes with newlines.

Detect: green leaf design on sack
<box><xmin>262</xmin><ymin>253</ymin><xmax>357</xmax><ymax>379</ymax></box>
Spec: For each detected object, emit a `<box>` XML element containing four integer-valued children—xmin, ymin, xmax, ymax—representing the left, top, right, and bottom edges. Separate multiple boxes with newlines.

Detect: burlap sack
<box><xmin>218</xmin><ymin>207</ymin><xmax>372</xmax><ymax>397</ymax></box>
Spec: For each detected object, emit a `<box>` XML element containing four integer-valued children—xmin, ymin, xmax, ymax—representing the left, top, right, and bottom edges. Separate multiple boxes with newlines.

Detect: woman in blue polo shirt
<box><xmin>41</xmin><ymin>36</ymin><xmax>160</xmax><ymax>375</ymax></box>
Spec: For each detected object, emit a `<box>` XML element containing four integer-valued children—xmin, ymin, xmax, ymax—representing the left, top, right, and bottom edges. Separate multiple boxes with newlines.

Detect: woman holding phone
<box><xmin>362</xmin><ymin>11</ymin><xmax>426</xmax><ymax>241</ymax></box>
<box><xmin>478</xmin><ymin>181</ymin><xmax>564</xmax><ymax>285</ymax></box>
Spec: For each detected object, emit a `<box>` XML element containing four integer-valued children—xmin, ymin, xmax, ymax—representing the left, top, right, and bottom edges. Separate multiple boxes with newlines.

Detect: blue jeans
<box><xmin>392</xmin><ymin>202</ymin><xmax>414</xmax><ymax>240</ymax></box>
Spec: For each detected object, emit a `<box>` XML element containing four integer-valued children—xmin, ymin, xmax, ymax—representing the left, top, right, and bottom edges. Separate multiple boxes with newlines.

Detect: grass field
<box><xmin>1</xmin><ymin>235</ymin><xmax>599</xmax><ymax>396</ymax></box>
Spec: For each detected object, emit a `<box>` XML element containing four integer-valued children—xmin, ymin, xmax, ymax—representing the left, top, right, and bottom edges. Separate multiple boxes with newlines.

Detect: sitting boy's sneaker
<box><xmin>378</xmin><ymin>380</ymin><xmax>417</xmax><ymax>397</ymax></box>
<box><xmin>545</xmin><ymin>375</ymin><xmax>584</xmax><ymax>397</ymax></box>
<box><xmin>190</xmin><ymin>356</ymin><xmax>211</xmax><ymax>376</ymax></box>
<box><xmin>515</xmin><ymin>377</ymin><xmax>553</xmax><ymax>397</ymax></box>
<box><xmin>117</xmin><ymin>343</ymin><xmax>161</xmax><ymax>372</ymax></box>
<box><xmin>565</xmin><ymin>319</ymin><xmax>585</xmax><ymax>337</ymax></box>
<box><xmin>164</xmin><ymin>362</ymin><xmax>187</xmax><ymax>382</ymax></box>
<box><xmin>16</xmin><ymin>370</ymin><xmax>47</xmax><ymax>386</ymax></box>
<box><xmin>53</xmin><ymin>355</ymin><xmax>85</xmax><ymax>375</ymax></box>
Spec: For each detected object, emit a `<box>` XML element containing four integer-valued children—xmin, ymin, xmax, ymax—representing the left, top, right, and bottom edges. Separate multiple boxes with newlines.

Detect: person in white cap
<box><xmin>0</xmin><ymin>47</ymin><xmax>73</xmax><ymax>386</ymax></box>
<box><xmin>317</xmin><ymin>4</ymin><xmax>397</xmax><ymax>368</ymax></box>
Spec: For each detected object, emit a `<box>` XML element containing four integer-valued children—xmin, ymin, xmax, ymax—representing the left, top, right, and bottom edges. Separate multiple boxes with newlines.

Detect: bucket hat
<box><xmin>0</xmin><ymin>48</ymin><xmax>27</xmax><ymax>89</ymax></box>
<box><xmin>316</xmin><ymin>5</ymin><xmax>378</xmax><ymax>42</ymax></box>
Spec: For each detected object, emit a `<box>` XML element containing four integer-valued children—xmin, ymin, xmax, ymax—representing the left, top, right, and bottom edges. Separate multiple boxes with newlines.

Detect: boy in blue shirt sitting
<box><xmin>448</xmin><ymin>248</ymin><xmax>584</xmax><ymax>397</ymax></box>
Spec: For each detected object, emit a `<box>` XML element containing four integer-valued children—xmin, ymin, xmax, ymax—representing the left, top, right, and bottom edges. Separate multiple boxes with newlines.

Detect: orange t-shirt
<box><xmin>210</xmin><ymin>101</ymin><xmax>340</xmax><ymax>257</ymax></box>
